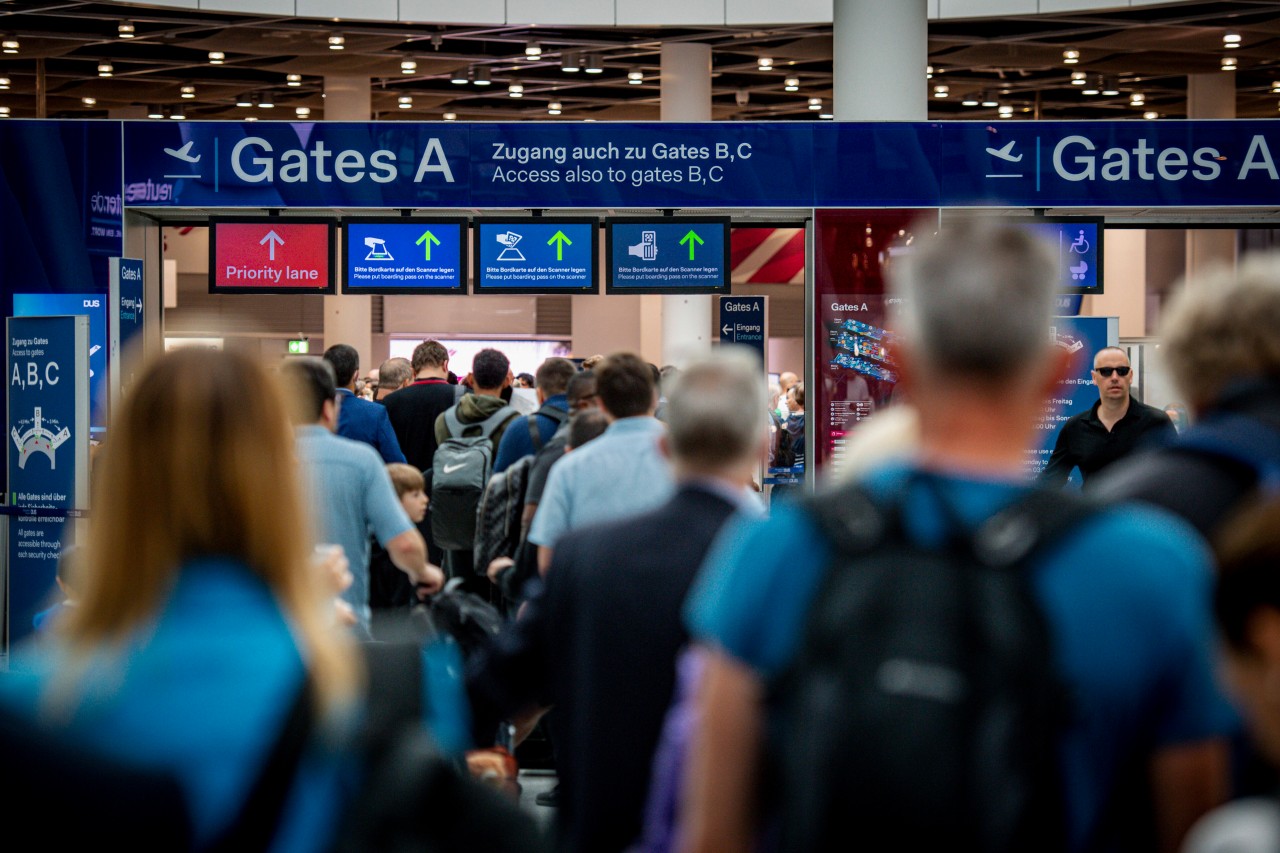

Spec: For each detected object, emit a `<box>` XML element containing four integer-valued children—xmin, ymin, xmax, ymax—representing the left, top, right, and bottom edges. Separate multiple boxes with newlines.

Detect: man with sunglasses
<box><xmin>1040</xmin><ymin>346</ymin><xmax>1175</xmax><ymax>487</ymax></box>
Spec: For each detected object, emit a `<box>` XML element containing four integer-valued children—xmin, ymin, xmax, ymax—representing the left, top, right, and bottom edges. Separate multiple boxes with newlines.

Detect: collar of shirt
<box><xmin>602</xmin><ymin>415</ymin><xmax>666</xmax><ymax>438</ymax></box>
<box><xmin>296</xmin><ymin>424</ymin><xmax>331</xmax><ymax>440</ymax></box>
<box><xmin>336</xmin><ymin>388</ymin><xmax>355</xmax><ymax>398</ymax></box>
<box><xmin>682</xmin><ymin>476</ymin><xmax>766</xmax><ymax>517</ymax></box>
<box><xmin>413</xmin><ymin>377</ymin><xmax>449</xmax><ymax>386</ymax></box>
<box><xmin>1084</xmin><ymin>397</ymin><xmax>1138</xmax><ymax>426</ymax></box>
<box><xmin>542</xmin><ymin>394</ymin><xmax>569</xmax><ymax>410</ymax></box>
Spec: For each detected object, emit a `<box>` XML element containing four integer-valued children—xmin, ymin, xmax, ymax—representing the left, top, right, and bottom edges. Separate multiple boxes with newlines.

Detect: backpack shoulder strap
<box><xmin>1176</xmin><ymin>414</ymin><xmax>1280</xmax><ymax>491</ymax></box>
<box><xmin>527</xmin><ymin>414</ymin><xmax>543</xmax><ymax>452</ymax></box>
<box><xmin>474</xmin><ymin>405</ymin><xmax>518</xmax><ymax>439</ymax></box>
<box><xmin>971</xmin><ymin>488</ymin><xmax>1097</xmax><ymax>570</ymax></box>
<box><xmin>801</xmin><ymin>481</ymin><xmax>894</xmax><ymax>557</ymax></box>
<box><xmin>442</xmin><ymin>405</ymin><xmax>464</xmax><ymax>439</ymax></box>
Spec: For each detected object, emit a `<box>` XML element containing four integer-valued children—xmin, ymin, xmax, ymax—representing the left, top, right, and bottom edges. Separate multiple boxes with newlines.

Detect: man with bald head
<box><xmin>1040</xmin><ymin>346</ymin><xmax>1175</xmax><ymax>486</ymax></box>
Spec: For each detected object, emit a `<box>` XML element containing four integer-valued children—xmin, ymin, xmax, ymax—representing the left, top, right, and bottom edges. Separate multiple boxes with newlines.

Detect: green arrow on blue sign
<box><xmin>679</xmin><ymin>229</ymin><xmax>705</xmax><ymax>260</ymax></box>
<box><xmin>415</xmin><ymin>230</ymin><xmax>441</xmax><ymax>260</ymax></box>
<box><xmin>547</xmin><ymin>230</ymin><xmax>572</xmax><ymax>261</ymax></box>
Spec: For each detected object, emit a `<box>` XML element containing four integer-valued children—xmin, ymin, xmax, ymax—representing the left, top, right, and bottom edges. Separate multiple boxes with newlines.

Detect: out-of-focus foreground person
<box><xmin>678</xmin><ymin>221</ymin><xmax>1231</xmax><ymax>853</ymax></box>
<box><xmin>0</xmin><ymin>348</ymin><xmax>361</xmax><ymax>850</ymax></box>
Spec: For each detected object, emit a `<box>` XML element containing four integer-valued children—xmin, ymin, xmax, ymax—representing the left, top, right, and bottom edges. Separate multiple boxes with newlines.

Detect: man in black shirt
<box><xmin>1040</xmin><ymin>346</ymin><xmax>1175</xmax><ymax>486</ymax></box>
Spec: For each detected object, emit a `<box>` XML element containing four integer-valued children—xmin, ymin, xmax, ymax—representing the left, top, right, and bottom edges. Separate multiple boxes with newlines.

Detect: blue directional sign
<box><xmin>606</xmin><ymin>218</ymin><xmax>730</xmax><ymax>294</ymax></box>
<box><xmin>344</xmin><ymin>219</ymin><xmax>467</xmax><ymax>294</ymax></box>
<box><xmin>718</xmin><ymin>296</ymin><xmax>767</xmax><ymax>364</ymax></box>
<box><xmin>13</xmin><ymin>293</ymin><xmax>107</xmax><ymax>433</ymax></box>
<box><xmin>473</xmin><ymin>219</ymin><xmax>598</xmax><ymax>294</ymax></box>
<box><xmin>1011</xmin><ymin>217</ymin><xmax>1103</xmax><ymax>294</ymax></box>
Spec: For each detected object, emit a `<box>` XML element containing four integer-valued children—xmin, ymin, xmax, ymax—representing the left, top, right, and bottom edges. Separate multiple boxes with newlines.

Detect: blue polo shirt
<box><xmin>296</xmin><ymin>426</ymin><xmax>414</xmax><ymax>633</ymax></box>
<box><xmin>335</xmin><ymin>388</ymin><xmax>406</xmax><ymax>465</ymax></box>
<box><xmin>686</xmin><ymin>463</ymin><xmax>1234</xmax><ymax>852</ymax></box>
<box><xmin>492</xmin><ymin>394</ymin><xmax>569</xmax><ymax>474</ymax></box>
<box><xmin>528</xmin><ymin>415</ymin><xmax>674</xmax><ymax>548</ymax></box>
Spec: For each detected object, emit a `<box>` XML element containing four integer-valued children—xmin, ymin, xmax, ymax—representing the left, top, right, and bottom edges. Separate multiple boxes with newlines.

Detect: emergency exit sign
<box><xmin>287</xmin><ymin>339</ymin><xmax>309</xmax><ymax>354</ymax></box>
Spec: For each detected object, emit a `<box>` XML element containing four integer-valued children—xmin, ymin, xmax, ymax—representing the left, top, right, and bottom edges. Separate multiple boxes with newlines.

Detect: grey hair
<box><xmin>890</xmin><ymin>219</ymin><xmax>1060</xmax><ymax>380</ymax></box>
<box><xmin>1161</xmin><ymin>252</ymin><xmax>1280</xmax><ymax>410</ymax></box>
<box><xmin>377</xmin><ymin>357</ymin><xmax>412</xmax><ymax>389</ymax></box>
<box><xmin>665</xmin><ymin>347</ymin><xmax>769</xmax><ymax>469</ymax></box>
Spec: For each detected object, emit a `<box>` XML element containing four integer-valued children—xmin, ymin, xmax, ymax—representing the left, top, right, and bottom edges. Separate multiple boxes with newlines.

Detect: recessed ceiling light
<box><xmin>328</xmin><ymin>34</ymin><xmax>345</xmax><ymax>50</ymax></box>
<box><xmin>998</xmin><ymin>105</ymin><xmax>1014</xmax><ymax>118</ymax></box>
<box><xmin>474</xmin><ymin>66</ymin><xmax>491</xmax><ymax>85</ymax></box>
<box><xmin>98</xmin><ymin>63</ymin><xmax>113</xmax><ymax>78</ymax></box>
<box><xmin>0</xmin><ymin>78</ymin><xmax>10</xmax><ymax>90</ymax></box>
<box><xmin>1071</xmin><ymin>70</ymin><xmax>1087</xmax><ymax>85</ymax></box>
<box><xmin>442</xmin><ymin>112</ymin><xmax>457</xmax><ymax>121</ymax></box>
<box><xmin>245</xmin><ymin>115</ymin><xmax>257</xmax><ymax>122</ymax></box>
<box><xmin>548</xmin><ymin>101</ymin><xmax>562</xmax><ymax>115</ymax></box>
<box><xmin>0</xmin><ymin>106</ymin><xmax>11</xmax><ymax>117</ymax></box>
<box><xmin>1144</xmin><ymin>110</ymin><xmax>1159</xmax><ymax>120</ymax></box>
<box><xmin>1063</xmin><ymin>48</ymin><xmax>1079</xmax><ymax>64</ymax></box>
<box><xmin>401</xmin><ymin>59</ymin><xmax>416</xmax><ymax>74</ymax></box>
<box><xmin>926</xmin><ymin>65</ymin><xmax>933</xmax><ymax>79</ymax></box>
<box><xmin>1222</xmin><ymin>55</ymin><xmax>1238</xmax><ymax>71</ymax></box>
<box><xmin>398</xmin><ymin>95</ymin><xmax>412</xmax><ymax>109</ymax></box>
<box><xmin>784</xmin><ymin>77</ymin><xmax>799</xmax><ymax>91</ymax></box>
<box><xmin>1223</xmin><ymin>31</ymin><xmax>1242</xmax><ymax>47</ymax></box>
<box><xmin>118</xmin><ymin>21</ymin><xmax>135</xmax><ymax>39</ymax></box>
<box><xmin>932</xmin><ymin>84</ymin><xmax>949</xmax><ymax>98</ymax></box>
<box><xmin>525</xmin><ymin>41</ymin><xmax>541</xmax><ymax>59</ymax></box>
<box><xmin>757</xmin><ymin>57</ymin><xmax>773</xmax><ymax>71</ymax></box>
<box><xmin>808</xmin><ymin>97</ymin><xmax>822</xmax><ymax>110</ymax></box>
<box><xmin>508</xmin><ymin>81</ymin><xmax>524</xmax><ymax>98</ymax></box>
<box><xmin>1273</xmin><ymin>81</ymin><xmax>1280</xmax><ymax>93</ymax></box>
<box><xmin>208</xmin><ymin>51</ymin><xmax>225</xmax><ymax>64</ymax></box>
<box><xmin>180</xmin><ymin>85</ymin><xmax>195</xmax><ymax>99</ymax></box>
<box><xmin>82</xmin><ymin>96</ymin><xmax>96</xmax><ymax>106</ymax></box>
<box><xmin>2</xmin><ymin>38</ymin><xmax>19</xmax><ymax>55</ymax></box>
<box><xmin>628</xmin><ymin>68</ymin><xmax>643</xmax><ymax>84</ymax></box>
<box><xmin>287</xmin><ymin>73</ymin><xmax>302</xmax><ymax>87</ymax></box>
<box><xmin>296</xmin><ymin>106</ymin><xmax>311</xmax><ymax>117</ymax></box>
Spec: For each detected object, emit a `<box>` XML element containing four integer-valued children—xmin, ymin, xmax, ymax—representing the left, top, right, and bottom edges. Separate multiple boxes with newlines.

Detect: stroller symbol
<box><xmin>1070</xmin><ymin>260</ymin><xmax>1089</xmax><ymax>281</ymax></box>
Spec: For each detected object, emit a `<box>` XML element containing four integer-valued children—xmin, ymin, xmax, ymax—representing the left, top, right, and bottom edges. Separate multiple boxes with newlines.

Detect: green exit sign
<box><xmin>287</xmin><ymin>339</ymin><xmax>310</xmax><ymax>355</ymax></box>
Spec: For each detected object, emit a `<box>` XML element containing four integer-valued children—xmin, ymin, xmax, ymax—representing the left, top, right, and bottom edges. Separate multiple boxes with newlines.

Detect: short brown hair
<box><xmin>385</xmin><ymin>463</ymin><xmax>424</xmax><ymax>497</ymax></box>
<box><xmin>536</xmin><ymin>357</ymin><xmax>577</xmax><ymax>396</ymax></box>
<box><xmin>412</xmin><ymin>340</ymin><xmax>449</xmax><ymax>373</ymax></box>
<box><xmin>596</xmin><ymin>352</ymin><xmax>656</xmax><ymax>419</ymax></box>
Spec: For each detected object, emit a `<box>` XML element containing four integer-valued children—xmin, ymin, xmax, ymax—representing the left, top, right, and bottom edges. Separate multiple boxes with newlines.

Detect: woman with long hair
<box><xmin>2</xmin><ymin>348</ymin><xmax>362</xmax><ymax>850</ymax></box>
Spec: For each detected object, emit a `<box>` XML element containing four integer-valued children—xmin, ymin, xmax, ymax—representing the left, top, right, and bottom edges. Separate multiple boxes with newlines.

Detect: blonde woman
<box><xmin>1</xmin><ymin>349</ymin><xmax>362</xmax><ymax>851</ymax></box>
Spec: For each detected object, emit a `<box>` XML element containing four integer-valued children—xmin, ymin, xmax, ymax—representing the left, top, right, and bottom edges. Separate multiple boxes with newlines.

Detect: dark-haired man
<box><xmin>493</xmin><ymin>357</ymin><xmax>577</xmax><ymax>474</ymax></box>
<box><xmin>1040</xmin><ymin>346</ymin><xmax>1174</xmax><ymax>486</ymax></box>
<box><xmin>529</xmin><ymin>352</ymin><xmax>674</xmax><ymax>573</ymax></box>
<box><xmin>322</xmin><ymin>343</ymin><xmax>405</xmax><ymax>464</ymax></box>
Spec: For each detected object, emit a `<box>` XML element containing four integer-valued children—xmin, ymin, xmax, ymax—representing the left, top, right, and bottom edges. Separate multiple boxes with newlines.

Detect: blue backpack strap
<box><xmin>1176</xmin><ymin>414</ymin><xmax>1280</xmax><ymax>493</ymax></box>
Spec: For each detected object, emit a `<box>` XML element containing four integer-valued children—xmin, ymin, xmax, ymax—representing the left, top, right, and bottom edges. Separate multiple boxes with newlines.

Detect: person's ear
<box><xmin>657</xmin><ymin>433</ymin><xmax>672</xmax><ymax>461</ymax></box>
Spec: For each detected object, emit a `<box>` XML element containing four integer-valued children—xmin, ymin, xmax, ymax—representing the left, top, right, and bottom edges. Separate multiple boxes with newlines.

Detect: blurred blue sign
<box><xmin>13</xmin><ymin>293</ymin><xmax>106</xmax><ymax>431</ymax></box>
<box><xmin>473</xmin><ymin>219</ymin><xmax>597</xmax><ymax>293</ymax></box>
<box><xmin>607</xmin><ymin>218</ymin><xmax>730</xmax><ymax>293</ymax></box>
<box><xmin>718</xmin><ymin>296</ymin><xmax>767</xmax><ymax>363</ymax></box>
<box><xmin>344</xmin><ymin>219</ymin><xmax>467</xmax><ymax>293</ymax></box>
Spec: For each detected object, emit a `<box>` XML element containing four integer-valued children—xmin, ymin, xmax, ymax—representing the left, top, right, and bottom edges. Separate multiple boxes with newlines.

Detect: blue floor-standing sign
<box><xmin>110</xmin><ymin>257</ymin><xmax>145</xmax><ymax>407</ymax></box>
<box><xmin>5</xmin><ymin>315</ymin><xmax>89</xmax><ymax>658</ymax></box>
<box><xmin>718</xmin><ymin>295</ymin><xmax>767</xmax><ymax>364</ymax></box>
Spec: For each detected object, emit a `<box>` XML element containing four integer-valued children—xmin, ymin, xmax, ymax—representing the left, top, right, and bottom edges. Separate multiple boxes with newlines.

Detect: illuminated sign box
<box><xmin>209</xmin><ymin>218</ymin><xmax>334</xmax><ymax>295</ymax></box>
<box><xmin>473</xmin><ymin>218</ymin><xmax>598</xmax><ymax>295</ymax></box>
<box><xmin>1005</xmin><ymin>216</ymin><xmax>1104</xmax><ymax>295</ymax></box>
<box><xmin>343</xmin><ymin>218</ymin><xmax>468</xmax><ymax>295</ymax></box>
<box><xmin>606</xmin><ymin>217</ymin><xmax>731</xmax><ymax>294</ymax></box>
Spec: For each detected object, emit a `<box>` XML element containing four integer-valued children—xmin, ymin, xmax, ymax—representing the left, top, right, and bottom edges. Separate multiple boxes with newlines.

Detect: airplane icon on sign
<box><xmin>163</xmin><ymin>141</ymin><xmax>201</xmax><ymax>163</ymax></box>
<box><xmin>985</xmin><ymin>141</ymin><xmax>1022</xmax><ymax>162</ymax></box>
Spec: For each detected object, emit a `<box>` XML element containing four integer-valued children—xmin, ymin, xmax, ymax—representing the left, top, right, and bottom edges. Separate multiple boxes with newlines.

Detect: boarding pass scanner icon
<box><xmin>628</xmin><ymin>231</ymin><xmax>658</xmax><ymax>261</ymax></box>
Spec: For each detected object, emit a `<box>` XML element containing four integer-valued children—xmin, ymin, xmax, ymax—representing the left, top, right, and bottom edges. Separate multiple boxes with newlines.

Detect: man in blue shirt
<box><xmin>678</xmin><ymin>221</ymin><xmax>1232</xmax><ymax>853</ymax></box>
<box><xmin>323</xmin><ymin>343</ymin><xmax>406</xmax><ymax>464</ymax></box>
<box><xmin>493</xmin><ymin>356</ymin><xmax>576</xmax><ymax>474</ymax></box>
<box><xmin>528</xmin><ymin>352</ymin><xmax>674</xmax><ymax>573</ymax></box>
<box><xmin>283</xmin><ymin>357</ymin><xmax>441</xmax><ymax>638</ymax></box>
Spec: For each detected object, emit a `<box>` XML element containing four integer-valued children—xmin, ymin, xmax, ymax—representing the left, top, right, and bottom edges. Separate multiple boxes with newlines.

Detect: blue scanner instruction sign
<box><xmin>473</xmin><ymin>219</ymin><xmax>598</xmax><ymax>294</ymax></box>
<box><xmin>606</xmin><ymin>218</ymin><xmax>730</xmax><ymax>294</ymax></box>
<box><xmin>343</xmin><ymin>218</ymin><xmax>467</xmax><ymax>294</ymax></box>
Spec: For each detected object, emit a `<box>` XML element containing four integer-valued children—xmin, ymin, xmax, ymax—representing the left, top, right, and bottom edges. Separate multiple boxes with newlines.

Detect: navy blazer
<box><xmin>335</xmin><ymin>388</ymin><xmax>406</xmax><ymax>464</ymax></box>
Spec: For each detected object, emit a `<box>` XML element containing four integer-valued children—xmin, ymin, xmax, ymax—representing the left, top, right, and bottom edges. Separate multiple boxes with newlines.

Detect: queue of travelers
<box><xmin>6</xmin><ymin>221</ymin><xmax>1280</xmax><ymax>853</ymax></box>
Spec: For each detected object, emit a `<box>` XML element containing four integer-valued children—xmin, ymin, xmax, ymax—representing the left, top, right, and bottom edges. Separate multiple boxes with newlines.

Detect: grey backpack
<box><xmin>431</xmin><ymin>403</ymin><xmax>516</xmax><ymax>551</ymax></box>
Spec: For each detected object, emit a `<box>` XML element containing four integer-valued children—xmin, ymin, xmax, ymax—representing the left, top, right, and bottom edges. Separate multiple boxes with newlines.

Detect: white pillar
<box><xmin>659</xmin><ymin>43</ymin><xmax>713</xmax><ymax>367</ymax></box>
<box><xmin>322</xmin><ymin>76</ymin><xmax>372</xmax><ymax>367</ymax></box>
<box><xmin>1186</xmin><ymin>73</ymin><xmax>1237</xmax><ymax>284</ymax></box>
<box><xmin>833</xmin><ymin>0</ymin><xmax>928</xmax><ymax>121</ymax></box>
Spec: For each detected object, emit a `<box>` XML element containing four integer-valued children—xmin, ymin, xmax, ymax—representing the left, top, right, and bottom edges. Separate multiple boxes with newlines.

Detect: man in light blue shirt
<box><xmin>283</xmin><ymin>358</ymin><xmax>442</xmax><ymax>637</ymax></box>
<box><xmin>529</xmin><ymin>352</ymin><xmax>675</xmax><ymax>573</ymax></box>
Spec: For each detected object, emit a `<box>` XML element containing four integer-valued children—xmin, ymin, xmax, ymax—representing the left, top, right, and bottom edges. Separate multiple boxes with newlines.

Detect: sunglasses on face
<box><xmin>1094</xmin><ymin>366</ymin><xmax>1131</xmax><ymax>378</ymax></box>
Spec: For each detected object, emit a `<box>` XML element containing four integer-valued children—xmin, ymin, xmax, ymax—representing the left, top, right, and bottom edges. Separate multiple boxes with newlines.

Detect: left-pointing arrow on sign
<box><xmin>260</xmin><ymin>229</ymin><xmax>285</xmax><ymax>261</ymax></box>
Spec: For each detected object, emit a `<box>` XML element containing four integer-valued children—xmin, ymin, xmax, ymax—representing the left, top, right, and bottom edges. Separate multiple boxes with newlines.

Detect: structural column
<box><xmin>322</xmin><ymin>75</ymin><xmax>373</xmax><ymax>366</ymax></box>
<box><xmin>833</xmin><ymin>0</ymin><xmax>927</xmax><ymax>121</ymax></box>
<box><xmin>1186</xmin><ymin>73</ymin><xmax>1237</xmax><ymax>283</ymax></box>
<box><xmin>658</xmin><ymin>43</ymin><xmax>713</xmax><ymax>367</ymax></box>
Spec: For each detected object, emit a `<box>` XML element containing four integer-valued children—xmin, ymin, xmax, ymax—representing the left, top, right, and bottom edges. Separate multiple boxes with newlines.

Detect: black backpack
<box><xmin>474</xmin><ymin>455</ymin><xmax>534</xmax><ymax>575</ymax></box>
<box><xmin>772</xmin><ymin>412</ymin><xmax>796</xmax><ymax>468</ymax></box>
<box><xmin>431</xmin><ymin>403</ymin><xmax>517</xmax><ymax>551</ymax></box>
<box><xmin>769</xmin><ymin>477</ymin><xmax>1089</xmax><ymax>853</ymax></box>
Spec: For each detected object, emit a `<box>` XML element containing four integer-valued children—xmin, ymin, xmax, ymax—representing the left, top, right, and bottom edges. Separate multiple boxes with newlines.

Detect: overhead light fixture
<box><xmin>808</xmin><ymin>97</ymin><xmax>822</xmax><ymax>111</ymax></box>
<box><xmin>98</xmin><ymin>63</ymin><xmax>113</xmax><ymax>78</ymax></box>
<box><xmin>169</xmin><ymin>108</ymin><xmax>185</xmax><ymax>120</ymax></box>
<box><xmin>1222</xmin><ymin>55</ymin><xmax>1238</xmax><ymax>71</ymax></box>
<box><xmin>258</xmin><ymin>93</ymin><xmax>274</xmax><ymax>108</ymax></box>
<box><xmin>0</xmin><ymin>78</ymin><xmax>10</xmax><ymax>90</ymax></box>
<box><xmin>548</xmin><ymin>101</ymin><xmax>562</xmax><ymax>115</ymax></box>
<box><xmin>1083</xmin><ymin>76</ymin><xmax>1102</xmax><ymax>95</ymax></box>
<box><xmin>180</xmin><ymin>85</ymin><xmax>195</xmax><ymax>99</ymax></box>
<box><xmin>82</xmin><ymin>96</ymin><xmax>96</xmax><ymax>106</ymax></box>
<box><xmin>525</xmin><ymin>41</ymin><xmax>541</xmax><ymax>59</ymax></box>
<box><xmin>236</xmin><ymin>95</ymin><xmax>253</xmax><ymax>108</ymax></box>
<box><xmin>981</xmin><ymin>94</ymin><xmax>999</xmax><ymax>108</ymax></box>
<box><xmin>1223</xmin><ymin>31</ymin><xmax>1242</xmax><ymax>48</ymax></box>
<box><xmin>147</xmin><ymin>105</ymin><xmax>164</xmax><ymax>119</ymax></box>
<box><xmin>926</xmin><ymin>65</ymin><xmax>933</xmax><ymax>79</ymax></box>
<box><xmin>1071</xmin><ymin>70</ymin><xmax>1087</xmax><ymax>85</ymax></box>
<box><xmin>961</xmin><ymin>94</ymin><xmax>979</xmax><ymax>106</ymax></box>
<box><xmin>442</xmin><ymin>112</ymin><xmax>457</xmax><ymax>121</ymax></box>
<box><xmin>118</xmin><ymin>21</ymin><xmax>135</xmax><ymax>39</ymax></box>
<box><xmin>998</xmin><ymin>105</ymin><xmax>1014</xmax><ymax>118</ymax></box>
<box><xmin>208</xmin><ymin>51</ymin><xmax>225</xmax><ymax>64</ymax></box>
<box><xmin>561</xmin><ymin>51</ymin><xmax>581</xmax><ymax>72</ymax></box>
<box><xmin>2</xmin><ymin>38</ymin><xmax>18</xmax><ymax>54</ymax></box>
<box><xmin>1102</xmin><ymin>78</ymin><xmax>1120</xmax><ymax>96</ymax></box>
<box><xmin>819</xmin><ymin>111</ymin><xmax>834</xmax><ymax>120</ymax></box>
<box><xmin>401</xmin><ymin>59</ymin><xmax>417</xmax><ymax>74</ymax></box>
<box><xmin>245</xmin><ymin>115</ymin><xmax>257</xmax><ymax>122</ymax></box>
<box><xmin>1144</xmin><ymin>110</ymin><xmax>1159</xmax><ymax>120</ymax></box>
<box><xmin>1130</xmin><ymin>92</ymin><xmax>1145</xmax><ymax>106</ymax></box>
<box><xmin>286</xmin><ymin>73</ymin><xmax>302</xmax><ymax>87</ymax></box>
<box><xmin>584</xmin><ymin>54</ymin><xmax>603</xmax><ymax>74</ymax></box>
<box><xmin>398</xmin><ymin>94</ymin><xmax>413</xmax><ymax>109</ymax></box>
<box><xmin>450</xmin><ymin>67</ymin><xmax>469</xmax><ymax>84</ymax></box>
<box><xmin>1273</xmin><ymin>80</ymin><xmax>1280</xmax><ymax>93</ymax></box>
<box><xmin>508</xmin><ymin>81</ymin><xmax>524</xmax><ymax>98</ymax></box>
<box><xmin>628</xmin><ymin>68</ymin><xmax>643</xmax><ymax>84</ymax></box>
<box><xmin>473</xmin><ymin>66</ymin><xmax>491</xmax><ymax>85</ymax></box>
<box><xmin>1063</xmin><ymin>48</ymin><xmax>1079</xmax><ymax>64</ymax></box>
<box><xmin>932</xmin><ymin>84</ymin><xmax>949</xmax><ymax>98</ymax></box>
<box><xmin>757</xmin><ymin>56</ymin><xmax>773</xmax><ymax>71</ymax></box>
<box><xmin>328</xmin><ymin>34</ymin><xmax>345</xmax><ymax>50</ymax></box>
<box><xmin>296</xmin><ymin>106</ymin><xmax>311</xmax><ymax>117</ymax></box>
<box><xmin>784</xmin><ymin>76</ymin><xmax>799</xmax><ymax>92</ymax></box>
<box><xmin>0</xmin><ymin>106</ymin><xmax>11</xmax><ymax>117</ymax></box>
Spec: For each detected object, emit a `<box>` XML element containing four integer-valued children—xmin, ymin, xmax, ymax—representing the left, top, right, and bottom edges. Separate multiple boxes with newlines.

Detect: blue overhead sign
<box><xmin>473</xmin><ymin>219</ymin><xmax>597</xmax><ymax>294</ymax></box>
<box><xmin>343</xmin><ymin>219</ymin><xmax>467</xmax><ymax>294</ymax></box>
<box><xmin>13</xmin><ymin>294</ymin><xmax>107</xmax><ymax>432</ymax></box>
<box><xmin>606</xmin><ymin>218</ymin><xmax>730</xmax><ymax>294</ymax></box>
<box><xmin>718</xmin><ymin>296</ymin><xmax>767</xmax><ymax>364</ymax></box>
<box><xmin>116</xmin><ymin>119</ymin><xmax>1280</xmax><ymax>209</ymax></box>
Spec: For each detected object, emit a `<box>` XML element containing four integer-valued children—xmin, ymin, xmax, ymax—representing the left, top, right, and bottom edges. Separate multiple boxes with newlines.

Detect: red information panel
<box><xmin>210</xmin><ymin>219</ymin><xmax>335</xmax><ymax>294</ymax></box>
<box><xmin>811</xmin><ymin>209</ymin><xmax>937</xmax><ymax>477</ymax></box>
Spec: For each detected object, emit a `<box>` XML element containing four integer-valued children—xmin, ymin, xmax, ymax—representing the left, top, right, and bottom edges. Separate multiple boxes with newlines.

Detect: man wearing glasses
<box><xmin>1041</xmin><ymin>346</ymin><xmax>1175</xmax><ymax>487</ymax></box>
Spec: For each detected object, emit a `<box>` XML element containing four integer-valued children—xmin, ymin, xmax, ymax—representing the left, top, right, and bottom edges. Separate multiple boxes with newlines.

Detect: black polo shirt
<box><xmin>1040</xmin><ymin>397</ymin><xmax>1175</xmax><ymax>486</ymax></box>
